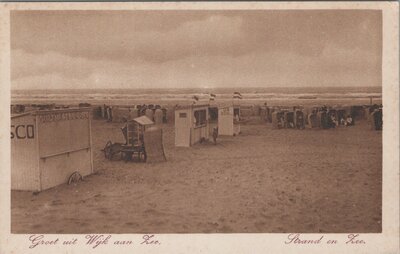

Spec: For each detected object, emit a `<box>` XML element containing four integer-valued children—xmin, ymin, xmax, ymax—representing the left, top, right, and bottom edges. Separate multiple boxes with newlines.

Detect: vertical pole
<box><xmin>189</xmin><ymin>124</ymin><xmax>192</xmax><ymax>147</ymax></box>
<box><xmin>88</xmin><ymin>109</ymin><xmax>94</xmax><ymax>174</ymax></box>
<box><xmin>35</xmin><ymin>113</ymin><xmax>42</xmax><ymax>192</ymax></box>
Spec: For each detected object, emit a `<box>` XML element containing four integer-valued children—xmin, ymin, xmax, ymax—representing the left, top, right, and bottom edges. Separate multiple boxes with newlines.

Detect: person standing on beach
<box><xmin>345</xmin><ymin>115</ymin><xmax>353</xmax><ymax>126</ymax></box>
<box><xmin>212</xmin><ymin>127</ymin><xmax>218</xmax><ymax>145</ymax></box>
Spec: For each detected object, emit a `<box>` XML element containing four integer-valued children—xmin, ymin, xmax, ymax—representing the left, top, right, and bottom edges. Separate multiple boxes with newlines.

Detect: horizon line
<box><xmin>11</xmin><ymin>85</ymin><xmax>382</xmax><ymax>91</ymax></box>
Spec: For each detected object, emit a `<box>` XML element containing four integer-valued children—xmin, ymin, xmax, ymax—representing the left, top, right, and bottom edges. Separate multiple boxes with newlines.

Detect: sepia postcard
<box><xmin>0</xmin><ymin>1</ymin><xmax>398</xmax><ymax>254</ymax></box>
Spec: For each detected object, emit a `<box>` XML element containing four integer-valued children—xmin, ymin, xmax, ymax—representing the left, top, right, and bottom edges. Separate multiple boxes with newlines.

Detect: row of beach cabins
<box><xmin>260</xmin><ymin>104</ymin><xmax>383</xmax><ymax>130</ymax></box>
<box><xmin>11</xmin><ymin>102</ymin><xmax>383</xmax><ymax>132</ymax></box>
<box><xmin>88</xmin><ymin>102</ymin><xmax>383</xmax><ymax>131</ymax></box>
<box><xmin>10</xmin><ymin>101</ymin><xmax>382</xmax><ymax>193</ymax></box>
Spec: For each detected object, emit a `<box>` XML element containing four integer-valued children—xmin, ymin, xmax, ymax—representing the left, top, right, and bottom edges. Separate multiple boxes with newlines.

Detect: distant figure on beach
<box><xmin>279</xmin><ymin>115</ymin><xmax>285</xmax><ymax>128</ymax></box>
<box><xmin>331</xmin><ymin>114</ymin><xmax>338</xmax><ymax>127</ymax></box>
<box><xmin>372</xmin><ymin>109</ymin><xmax>383</xmax><ymax>130</ymax></box>
<box><xmin>235</xmin><ymin>113</ymin><xmax>240</xmax><ymax>122</ymax></box>
<box><xmin>345</xmin><ymin>115</ymin><xmax>354</xmax><ymax>126</ymax></box>
<box><xmin>107</xmin><ymin>106</ymin><xmax>113</xmax><ymax>122</ymax></box>
<box><xmin>212</xmin><ymin>127</ymin><xmax>218</xmax><ymax>145</ymax></box>
<box><xmin>296</xmin><ymin>112</ymin><xmax>304</xmax><ymax>129</ymax></box>
<box><xmin>327</xmin><ymin>112</ymin><xmax>337</xmax><ymax>128</ymax></box>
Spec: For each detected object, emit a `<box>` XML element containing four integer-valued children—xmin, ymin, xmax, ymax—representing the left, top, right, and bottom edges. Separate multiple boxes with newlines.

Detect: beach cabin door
<box><xmin>175</xmin><ymin>110</ymin><xmax>191</xmax><ymax>147</ymax></box>
<box><xmin>218</xmin><ymin>107</ymin><xmax>234</xmax><ymax>135</ymax></box>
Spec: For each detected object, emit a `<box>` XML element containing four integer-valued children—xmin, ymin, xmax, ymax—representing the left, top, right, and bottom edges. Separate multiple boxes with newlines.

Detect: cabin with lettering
<box><xmin>11</xmin><ymin>108</ymin><xmax>93</xmax><ymax>191</ymax></box>
<box><xmin>174</xmin><ymin>104</ymin><xmax>209</xmax><ymax>147</ymax></box>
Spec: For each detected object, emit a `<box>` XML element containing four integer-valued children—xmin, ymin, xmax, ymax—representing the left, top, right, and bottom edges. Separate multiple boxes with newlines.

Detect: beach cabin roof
<box><xmin>133</xmin><ymin>115</ymin><xmax>154</xmax><ymax>126</ymax></box>
<box><xmin>11</xmin><ymin>108</ymin><xmax>91</xmax><ymax>118</ymax></box>
<box><xmin>175</xmin><ymin>103</ymin><xmax>209</xmax><ymax>110</ymax></box>
<box><xmin>11</xmin><ymin>112</ymin><xmax>32</xmax><ymax>119</ymax></box>
<box><xmin>11</xmin><ymin>108</ymin><xmax>86</xmax><ymax>119</ymax></box>
<box><xmin>212</xmin><ymin>102</ymin><xmax>238</xmax><ymax>108</ymax></box>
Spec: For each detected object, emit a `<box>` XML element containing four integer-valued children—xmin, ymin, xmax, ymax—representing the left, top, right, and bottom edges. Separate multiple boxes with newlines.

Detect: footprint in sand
<box><xmin>217</xmin><ymin>225</ymin><xmax>233</xmax><ymax>233</ymax></box>
<box><xmin>274</xmin><ymin>226</ymin><xmax>285</xmax><ymax>232</ymax></box>
<box><xmin>306</xmin><ymin>223</ymin><xmax>316</xmax><ymax>230</ymax></box>
<box><xmin>261</xmin><ymin>213</ymin><xmax>272</xmax><ymax>220</ymax></box>
<box><xmin>125</xmin><ymin>222</ymin><xmax>140</xmax><ymax>227</ymax></box>
<box><xmin>77</xmin><ymin>221</ymin><xmax>89</xmax><ymax>227</ymax></box>
<box><xmin>143</xmin><ymin>208</ymin><xmax>165</xmax><ymax>217</ymax></box>
<box><xmin>51</xmin><ymin>200</ymin><xmax>63</xmax><ymax>206</ymax></box>
<box><xmin>32</xmin><ymin>224</ymin><xmax>42</xmax><ymax>229</ymax></box>
<box><xmin>207</xmin><ymin>222</ymin><xmax>219</xmax><ymax>228</ymax></box>
<box><xmin>97</xmin><ymin>209</ymin><xmax>109</xmax><ymax>215</ymax></box>
<box><xmin>254</xmin><ymin>221</ymin><xmax>267</xmax><ymax>231</ymax></box>
<box><xmin>154</xmin><ymin>220</ymin><xmax>166</xmax><ymax>226</ymax></box>
<box><xmin>94</xmin><ymin>193</ymin><xmax>104</xmax><ymax>199</ymax></box>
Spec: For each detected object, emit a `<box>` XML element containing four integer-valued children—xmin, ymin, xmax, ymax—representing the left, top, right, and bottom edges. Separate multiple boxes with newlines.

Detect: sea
<box><xmin>11</xmin><ymin>86</ymin><xmax>382</xmax><ymax>106</ymax></box>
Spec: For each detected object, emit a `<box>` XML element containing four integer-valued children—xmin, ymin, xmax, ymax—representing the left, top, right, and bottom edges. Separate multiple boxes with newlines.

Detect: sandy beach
<box><xmin>11</xmin><ymin>115</ymin><xmax>382</xmax><ymax>233</ymax></box>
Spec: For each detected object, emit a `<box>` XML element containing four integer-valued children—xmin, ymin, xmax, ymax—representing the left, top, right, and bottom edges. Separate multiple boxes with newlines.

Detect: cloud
<box><xmin>12</xmin><ymin>13</ymin><xmax>245</xmax><ymax>63</ymax></box>
<box><xmin>12</xmin><ymin>43</ymin><xmax>381</xmax><ymax>90</ymax></box>
<box><xmin>13</xmin><ymin>10</ymin><xmax>381</xmax><ymax>64</ymax></box>
<box><xmin>10</xmin><ymin>10</ymin><xmax>382</xmax><ymax>89</ymax></box>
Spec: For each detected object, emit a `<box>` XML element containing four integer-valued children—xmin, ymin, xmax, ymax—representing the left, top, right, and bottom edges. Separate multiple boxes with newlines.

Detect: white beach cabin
<box><xmin>174</xmin><ymin>104</ymin><xmax>209</xmax><ymax>147</ymax></box>
<box><xmin>11</xmin><ymin>108</ymin><xmax>93</xmax><ymax>192</ymax></box>
<box><xmin>218</xmin><ymin>105</ymin><xmax>241</xmax><ymax>136</ymax></box>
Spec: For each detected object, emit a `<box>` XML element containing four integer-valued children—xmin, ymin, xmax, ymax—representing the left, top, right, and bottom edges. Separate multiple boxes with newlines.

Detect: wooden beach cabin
<box><xmin>111</xmin><ymin>106</ymin><xmax>121</xmax><ymax>122</ymax></box>
<box><xmin>272</xmin><ymin>111</ymin><xmax>285</xmax><ymax>129</ymax></box>
<box><xmin>294</xmin><ymin>110</ymin><xmax>305</xmax><ymax>129</ymax></box>
<box><xmin>317</xmin><ymin>111</ymin><xmax>329</xmax><ymax>129</ymax></box>
<box><xmin>331</xmin><ymin>107</ymin><xmax>348</xmax><ymax>126</ymax></box>
<box><xmin>91</xmin><ymin>106</ymin><xmax>103</xmax><ymax>120</ymax></box>
<box><xmin>267</xmin><ymin>107</ymin><xmax>275</xmax><ymax>123</ymax></box>
<box><xmin>145</xmin><ymin>108</ymin><xmax>154</xmax><ymax>121</ymax></box>
<box><xmin>370</xmin><ymin>108</ymin><xmax>383</xmax><ymax>131</ymax></box>
<box><xmin>218</xmin><ymin>105</ymin><xmax>241</xmax><ymax>136</ymax></box>
<box><xmin>350</xmin><ymin>105</ymin><xmax>365</xmax><ymax>120</ymax></box>
<box><xmin>11</xmin><ymin>108</ymin><xmax>93</xmax><ymax>192</ymax></box>
<box><xmin>284</xmin><ymin>111</ymin><xmax>295</xmax><ymax>128</ymax></box>
<box><xmin>154</xmin><ymin>108</ymin><xmax>164</xmax><ymax>125</ymax></box>
<box><xmin>122</xmin><ymin>115</ymin><xmax>155</xmax><ymax>147</ymax></box>
<box><xmin>175</xmin><ymin>104</ymin><xmax>209</xmax><ymax>147</ymax></box>
<box><xmin>307</xmin><ymin>112</ymin><xmax>319</xmax><ymax>128</ymax></box>
<box><xmin>259</xmin><ymin>106</ymin><xmax>267</xmax><ymax>122</ymax></box>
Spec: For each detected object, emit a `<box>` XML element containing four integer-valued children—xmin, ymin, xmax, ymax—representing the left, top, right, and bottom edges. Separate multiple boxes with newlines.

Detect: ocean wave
<box><xmin>11</xmin><ymin>89</ymin><xmax>382</xmax><ymax>103</ymax></box>
<box><xmin>12</xmin><ymin>92</ymin><xmax>382</xmax><ymax>101</ymax></box>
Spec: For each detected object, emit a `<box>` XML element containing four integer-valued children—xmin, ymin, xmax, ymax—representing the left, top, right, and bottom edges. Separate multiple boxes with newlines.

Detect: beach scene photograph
<box><xmin>10</xmin><ymin>9</ymin><xmax>383</xmax><ymax>234</ymax></box>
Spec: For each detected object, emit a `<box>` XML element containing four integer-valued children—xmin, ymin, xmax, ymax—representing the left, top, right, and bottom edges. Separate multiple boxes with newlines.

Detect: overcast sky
<box><xmin>11</xmin><ymin>10</ymin><xmax>382</xmax><ymax>90</ymax></box>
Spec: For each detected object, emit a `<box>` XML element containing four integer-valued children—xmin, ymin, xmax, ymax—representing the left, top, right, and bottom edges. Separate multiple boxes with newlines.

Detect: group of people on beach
<box><xmin>328</xmin><ymin>112</ymin><xmax>354</xmax><ymax>128</ymax></box>
<box><xmin>313</xmin><ymin>105</ymin><xmax>353</xmax><ymax>128</ymax></box>
<box><xmin>103</xmin><ymin>104</ymin><xmax>166</xmax><ymax>123</ymax></box>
